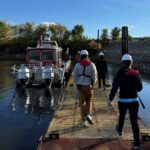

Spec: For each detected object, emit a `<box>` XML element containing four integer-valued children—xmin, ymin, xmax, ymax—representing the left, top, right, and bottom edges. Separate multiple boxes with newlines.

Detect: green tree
<box><xmin>87</xmin><ymin>40</ymin><xmax>99</xmax><ymax>49</ymax></box>
<box><xmin>34</xmin><ymin>24</ymin><xmax>47</xmax><ymax>40</ymax></box>
<box><xmin>0</xmin><ymin>20</ymin><xmax>13</xmax><ymax>44</ymax></box>
<box><xmin>49</xmin><ymin>24</ymin><xmax>67</xmax><ymax>40</ymax></box>
<box><xmin>12</xmin><ymin>22</ymin><xmax>34</xmax><ymax>38</ymax></box>
<box><xmin>101</xmin><ymin>28</ymin><xmax>109</xmax><ymax>47</ymax></box>
<box><xmin>111</xmin><ymin>27</ymin><xmax>121</xmax><ymax>41</ymax></box>
<box><xmin>128</xmin><ymin>35</ymin><xmax>133</xmax><ymax>41</ymax></box>
<box><xmin>71</xmin><ymin>25</ymin><xmax>84</xmax><ymax>40</ymax></box>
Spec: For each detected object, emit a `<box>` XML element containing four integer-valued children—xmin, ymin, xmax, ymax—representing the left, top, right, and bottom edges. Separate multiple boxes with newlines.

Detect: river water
<box><xmin>0</xmin><ymin>61</ymin><xmax>150</xmax><ymax>150</ymax></box>
<box><xmin>0</xmin><ymin>60</ymin><xmax>63</xmax><ymax>150</ymax></box>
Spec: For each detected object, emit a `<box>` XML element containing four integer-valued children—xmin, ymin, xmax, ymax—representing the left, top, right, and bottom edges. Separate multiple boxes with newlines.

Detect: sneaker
<box><xmin>116</xmin><ymin>125</ymin><xmax>122</xmax><ymax>136</ymax></box>
<box><xmin>131</xmin><ymin>146</ymin><xmax>140</xmax><ymax>150</ymax></box>
<box><xmin>86</xmin><ymin>115</ymin><xmax>94</xmax><ymax>125</ymax></box>
<box><xmin>83</xmin><ymin>120</ymin><xmax>89</xmax><ymax>127</ymax></box>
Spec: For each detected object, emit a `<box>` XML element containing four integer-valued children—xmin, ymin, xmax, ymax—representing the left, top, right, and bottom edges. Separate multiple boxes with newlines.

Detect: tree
<box><xmin>12</xmin><ymin>22</ymin><xmax>34</xmax><ymax>38</ymax></box>
<box><xmin>71</xmin><ymin>25</ymin><xmax>84</xmax><ymax>40</ymax></box>
<box><xmin>111</xmin><ymin>27</ymin><xmax>121</xmax><ymax>41</ymax></box>
<box><xmin>87</xmin><ymin>40</ymin><xmax>99</xmax><ymax>49</ymax></box>
<box><xmin>101</xmin><ymin>28</ymin><xmax>109</xmax><ymax>47</ymax></box>
<box><xmin>49</xmin><ymin>24</ymin><xmax>67</xmax><ymax>40</ymax></box>
<box><xmin>128</xmin><ymin>35</ymin><xmax>133</xmax><ymax>41</ymax></box>
<box><xmin>34</xmin><ymin>24</ymin><xmax>47</xmax><ymax>40</ymax></box>
<box><xmin>0</xmin><ymin>20</ymin><xmax>13</xmax><ymax>44</ymax></box>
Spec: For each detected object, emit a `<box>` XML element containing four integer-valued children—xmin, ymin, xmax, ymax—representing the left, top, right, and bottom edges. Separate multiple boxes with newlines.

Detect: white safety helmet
<box><xmin>121</xmin><ymin>54</ymin><xmax>133</xmax><ymax>61</ymax></box>
<box><xmin>80</xmin><ymin>49</ymin><xmax>89</xmax><ymax>56</ymax></box>
<box><xmin>99</xmin><ymin>52</ymin><xmax>104</xmax><ymax>56</ymax></box>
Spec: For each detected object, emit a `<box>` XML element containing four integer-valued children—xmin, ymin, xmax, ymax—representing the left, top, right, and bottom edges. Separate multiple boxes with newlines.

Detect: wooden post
<box><xmin>121</xmin><ymin>26</ymin><xmax>128</xmax><ymax>55</ymax></box>
<box><xmin>97</xmin><ymin>29</ymin><xmax>99</xmax><ymax>50</ymax></box>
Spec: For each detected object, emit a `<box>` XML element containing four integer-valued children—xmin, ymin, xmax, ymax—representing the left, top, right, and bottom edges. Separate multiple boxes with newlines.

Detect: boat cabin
<box><xmin>26</xmin><ymin>39</ymin><xmax>63</xmax><ymax>67</ymax></box>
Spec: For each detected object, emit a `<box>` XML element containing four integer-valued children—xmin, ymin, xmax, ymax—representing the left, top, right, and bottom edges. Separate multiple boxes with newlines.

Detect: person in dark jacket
<box><xmin>108</xmin><ymin>54</ymin><xmax>143</xmax><ymax>150</ymax></box>
<box><xmin>96</xmin><ymin>52</ymin><xmax>107</xmax><ymax>90</ymax></box>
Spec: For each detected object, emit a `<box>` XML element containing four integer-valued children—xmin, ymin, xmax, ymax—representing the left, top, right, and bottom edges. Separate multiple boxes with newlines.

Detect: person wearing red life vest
<box><xmin>108</xmin><ymin>54</ymin><xmax>143</xmax><ymax>150</ymax></box>
<box><xmin>73</xmin><ymin>50</ymin><xmax>97</xmax><ymax>125</ymax></box>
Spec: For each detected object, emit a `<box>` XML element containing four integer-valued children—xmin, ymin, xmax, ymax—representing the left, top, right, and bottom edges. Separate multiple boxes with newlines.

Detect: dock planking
<box><xmin>37</xmin><ymin>76</ymin><xmax>150</xmax><ymax>150</ymax></box>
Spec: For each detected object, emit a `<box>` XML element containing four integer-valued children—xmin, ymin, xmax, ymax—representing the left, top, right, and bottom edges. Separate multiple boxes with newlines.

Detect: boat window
<box><xmin>29</xmin><ymin>50</ymin><xmax>40</xmax><ymax>60</ymax></box>
<box><xmin>43</xmin><ymin>51</ymin><xmax>53</xmax><ymax>60</ymax></box>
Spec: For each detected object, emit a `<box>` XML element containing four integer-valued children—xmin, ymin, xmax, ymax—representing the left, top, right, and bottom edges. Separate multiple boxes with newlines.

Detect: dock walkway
<box><xmin>37</xmin><ymin>76</ymin><xmax>150</xmax><ymax>150</ymax></box>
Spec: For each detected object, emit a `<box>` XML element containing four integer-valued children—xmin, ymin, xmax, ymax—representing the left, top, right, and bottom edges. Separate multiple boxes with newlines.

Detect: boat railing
<box><xmin>14</xmin><ymin>65</ymin><xmax>65</xmax><ymax>83</ymax></box>
<box><xmin>11</xmin><ymin>64</ymin><xmax>55</xmax><ymax>79</ymax></box>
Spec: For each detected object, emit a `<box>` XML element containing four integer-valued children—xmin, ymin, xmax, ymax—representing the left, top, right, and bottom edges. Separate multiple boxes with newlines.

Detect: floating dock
<box><xmin>37</xmin><ymin>76</ymin><xmax>150</xmax><ymax>150</ymax></box>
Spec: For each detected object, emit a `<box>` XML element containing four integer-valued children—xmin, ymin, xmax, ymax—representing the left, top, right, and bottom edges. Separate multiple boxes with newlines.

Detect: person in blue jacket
<box><xmin>108</xmin><ymin>54</ymin><xmax>143</xmax><ymax>150</ymax></box>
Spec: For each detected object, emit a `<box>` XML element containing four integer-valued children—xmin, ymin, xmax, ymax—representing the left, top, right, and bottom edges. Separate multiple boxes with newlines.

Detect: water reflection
<box><xmin>10</xmin><ymin>86</ymin><xmax>64</xmax><ymax>122</ymax></box>
<box><xmin>0</xmin><ymin>60</ymin><xmax>66</xmax><ymax>150</ymax></box>
<box><xmin>0</xmin><ymin>60</ymin><xmax>25</xmax><ymax>90</ymax></box>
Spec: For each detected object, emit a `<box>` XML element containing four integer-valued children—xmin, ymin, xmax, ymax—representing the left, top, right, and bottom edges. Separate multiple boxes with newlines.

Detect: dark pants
<box><xmin>98</xmin><ymin>73</ymin><xmax>106</xmax><ymax>88</ymax></box>
<box><xmin>118</xmin><ymin>101</ymin><xmax>140</xmax><ymax>147</ymax></box>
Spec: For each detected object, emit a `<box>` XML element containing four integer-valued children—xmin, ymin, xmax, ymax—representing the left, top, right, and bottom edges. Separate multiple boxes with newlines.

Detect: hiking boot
<box><xmin>116</xmin><ymin>125</ymin><xmax>122</xmax><ymax>136</ymax></box>
<box><xmin>131</xmin><ymin>146</ymin><xmax>140</xmax><ymax>150</ymax></box>
<box><xmin>86</xmin><ymin>115</ymin><xmax>94</xmax><ymax>125</ymax></box>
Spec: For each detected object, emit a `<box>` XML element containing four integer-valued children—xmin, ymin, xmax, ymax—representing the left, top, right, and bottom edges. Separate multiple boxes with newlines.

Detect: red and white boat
<box><xmin>11</xmin><ymin>37</ymin><xmax>71</xmax><ymax>88</ymax></box>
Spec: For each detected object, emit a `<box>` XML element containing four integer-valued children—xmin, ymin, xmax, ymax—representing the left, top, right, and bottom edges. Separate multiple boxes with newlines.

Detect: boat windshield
<box><xmin>43</xmin><ymin>51</ymin><xmax>53</xmax><ymax>60</ymax></box>
<box><xmin>29</xmin><ymin>50</ymin><xmax>40</xmax><ymax>61</ymax></box>
<box><xmin>42</xmin><ymin>41</ymin><xmax>57</xmax><ymax>48</ymax></box>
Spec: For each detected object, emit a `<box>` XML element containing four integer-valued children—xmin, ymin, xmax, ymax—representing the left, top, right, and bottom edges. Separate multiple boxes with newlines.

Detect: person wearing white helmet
<box><xmin>108</xmin><ymin>53</ymin><xmax>143</xmax><ymax>150</ymax></box>
<box><xmin>96</xmin><ymin>51</ymin><xmax>107</xmax><ymax>91</ymax></box>
<box><xmin>121</xmin><ymin>53</ymin><xmax>133</xmax><ymax>61</ymax></box>
<box><xmin>73</xmin><ymin>49</ymin><xmax>97</xmax><ymax>125</ymax></box>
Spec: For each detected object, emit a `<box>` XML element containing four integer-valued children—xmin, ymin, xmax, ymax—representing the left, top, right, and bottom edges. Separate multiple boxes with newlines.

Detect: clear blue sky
<box><xmin>1</xmin><ymin>0</ymin><xmax>150</xmax><ymax>38</ymax></box>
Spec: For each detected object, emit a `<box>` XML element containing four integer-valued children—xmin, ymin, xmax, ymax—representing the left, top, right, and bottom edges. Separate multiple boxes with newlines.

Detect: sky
<box><xmin>0</xmin><ymin>0</ymin><xmax>150</xmax><ymax>38</ymax></box>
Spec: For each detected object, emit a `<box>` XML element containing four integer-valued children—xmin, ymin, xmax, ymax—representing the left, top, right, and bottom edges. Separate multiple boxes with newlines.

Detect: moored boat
<box><xmin>11</xmin><ymin>37</ymin><xmax>71</xmax><ymax>88</ymax></box>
